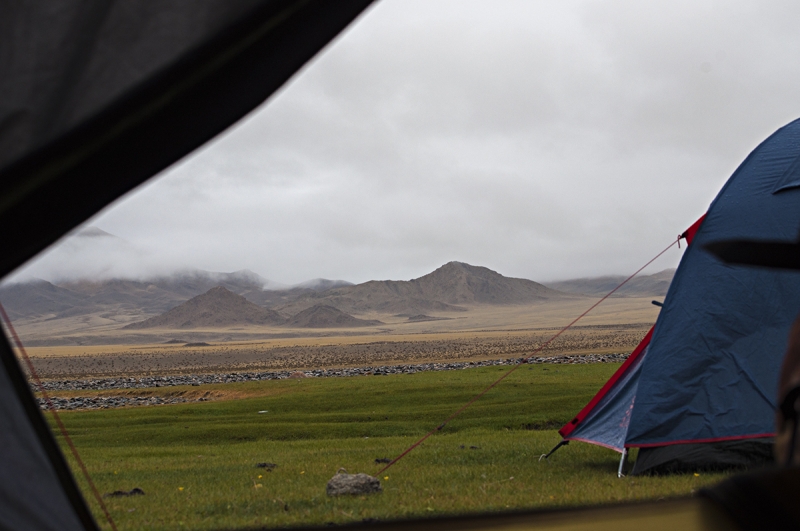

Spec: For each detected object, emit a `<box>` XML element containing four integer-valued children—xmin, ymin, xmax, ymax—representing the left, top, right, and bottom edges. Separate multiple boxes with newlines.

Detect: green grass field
<box><xmin>51</xmin><ymin>364</ymin><xmax>729</xmax><ymax>530</ymax></box>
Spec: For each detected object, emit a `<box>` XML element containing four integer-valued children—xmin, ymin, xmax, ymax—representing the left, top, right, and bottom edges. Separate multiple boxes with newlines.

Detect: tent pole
<box><xmin>617</xmin><ymin>448</ymin><xmax>629</xmax><ymax>478</ymax></box>
<box><xmin>539</xmin><ymin>440</ymin><xmax>569</xmax><ymax>461</ymax></box>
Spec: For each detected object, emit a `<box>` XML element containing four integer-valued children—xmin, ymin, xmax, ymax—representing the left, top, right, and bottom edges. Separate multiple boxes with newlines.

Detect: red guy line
<box><xmin>377</xmin><ymin>237</ymin><xmax>681</xmax><ymax>475</ymax></box>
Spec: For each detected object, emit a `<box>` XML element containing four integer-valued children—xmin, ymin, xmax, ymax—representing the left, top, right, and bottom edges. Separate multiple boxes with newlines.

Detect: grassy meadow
<box><xmin>51</xmin><ymin>364</ymin><xmax>730</xmax><ymax>530</ymax></box>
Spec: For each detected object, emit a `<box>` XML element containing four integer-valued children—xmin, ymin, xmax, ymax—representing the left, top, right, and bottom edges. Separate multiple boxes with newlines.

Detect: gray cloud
<box><xmin>10</xmin><ymin>0</ymin><xmax>800</xmax><ymax>285</ymax></box>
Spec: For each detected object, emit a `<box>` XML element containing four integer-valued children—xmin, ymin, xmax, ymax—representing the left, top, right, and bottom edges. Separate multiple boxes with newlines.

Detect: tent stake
<box><xmin>617</xmin><ymin>448</ymin><xmax>628</xmax><ymax>478</ymax></box>
<box><xmin>539</xmin><ymin>440</ymin><xmax>569</xmax><ymax>461</ymax></box>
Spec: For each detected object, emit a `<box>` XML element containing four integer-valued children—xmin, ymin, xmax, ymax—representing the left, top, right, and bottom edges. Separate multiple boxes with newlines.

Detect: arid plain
<box><xmin>1</xmin><ymin>262</ymin><xmax>671</xmax><ymax>378</ymax></box>
<box><xmin>19</xmin><ymin>297</ymin><xmax>659</xmax><ymax>378</ymax></box>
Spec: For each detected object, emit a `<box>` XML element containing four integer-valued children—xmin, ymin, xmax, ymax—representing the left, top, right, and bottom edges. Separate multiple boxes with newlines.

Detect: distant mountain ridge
<box><xmin>543</xmin><ymin>269</ymin><xmax>675</xmax><ymax>297</ymax></box>
<box><xmin>0</xmin><ymin>263</ymin><xmax>675</xmax><ymax>327</ymax></box>
<box><xmin>125</xmin><ymin>290</ymin><xmax>381</xmax><ymax>330</ymax></box>
<box><xmin>0</xmin><ymin>270</ymin><xmax>351</xmax><ymax>321</ymax></box>
<box><xmin>276</xmin><ymin>261</ymin><xmax>565</xmax><ymax>315</ymax></box>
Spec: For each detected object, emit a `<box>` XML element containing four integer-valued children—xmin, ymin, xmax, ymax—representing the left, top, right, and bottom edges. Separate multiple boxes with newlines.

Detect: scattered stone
<box><xmin>374</xmin><ymin>458</ymin><xmax>391</xmax><ymax>464</ymax></box>
<box><xmin>326</xmin><ymin>471</ymin><xmax>382</xmax><ymax>496</ymax></box>
<box><xmin>35</xmin><ymin>353</ymin><xmax>632</xmax><ymax>411</ymax></box>
<box><xmin>256</xmin><ymin>462</ymin><xmax>278</xmax><ymax>470</ymax></box>
<box><xmin>38</xmin><ymin>396</ymin><xmax>188</xmax><ymax>411</ymax></box>
<box><xmin>103</xmin><ymin>488</ymin><xmax>145</xmax><ymax>498</ymax></box>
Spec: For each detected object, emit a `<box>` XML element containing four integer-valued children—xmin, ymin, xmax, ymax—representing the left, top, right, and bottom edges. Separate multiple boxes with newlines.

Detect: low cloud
<box><xmin>10</xmin><ymin>0</ymin><xmax>800</xmax><ymax>285</ymax></box>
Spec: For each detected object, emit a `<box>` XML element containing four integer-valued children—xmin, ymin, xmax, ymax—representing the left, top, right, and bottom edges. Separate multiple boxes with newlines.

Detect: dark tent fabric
<box><xmin>0</xmin><ymin>0</ymin><xmax>372</xmax><ymax>278</ymax></box>
<box><xmin>0</xmin><ymin>2</ymin><xmax>372</xmax><ymax>529</ymax></box>
<box><xmin>555</xmin><ymin>117</ymin><xmax>800</xmax><ymax>474</ymax></box>
<box><xmin>626</xmin><ymin>118</ymin><xmax>800</xmax><ymax>449</ymax></box>
<box><xmin>0</xmin><ymin>337</ymin><xmax>93</xmax><ymax>531</ymax></box>
<box><xmin>630</xmin><ymin>439</ymin><xmax>773</xmax><ymax>476</ymax></box>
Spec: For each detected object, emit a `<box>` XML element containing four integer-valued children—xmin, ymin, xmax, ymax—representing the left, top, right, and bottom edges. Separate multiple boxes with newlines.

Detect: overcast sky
<box><xmin>10</xmin><ymin>0</ymin><xmax>800</xmax><ymax>285</ymax></box>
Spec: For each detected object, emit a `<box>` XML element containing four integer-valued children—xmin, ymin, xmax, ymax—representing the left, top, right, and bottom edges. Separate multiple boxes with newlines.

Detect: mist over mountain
<box><xmin>0</xmin><ymin>269</ymin><xmax>351</xmax><ymax>321</ymax></box>
<box><xmin>0</xmin><ymin>261</ymin><xmax>674</xmax><ymax>329</ymax></box>
<box><xmin>294</xmin><ymin>279</ymin><xmax>354</xmax><ymax>290</ymax></box>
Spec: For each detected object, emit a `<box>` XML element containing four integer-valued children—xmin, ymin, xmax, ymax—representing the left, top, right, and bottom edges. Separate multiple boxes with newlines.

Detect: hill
<box><xmin>123</xmin><ymin>287</ymin><xmax>285</xmax><ymax>329</ymax></box>
<box><xmin>543</xmin><ymin>269</ymin><xmax>675</xmax><ymax>297</ymax></box>
<box><xmin>284</xmin><ymin>305</ymin><xmax>383</xmax><ymax>328</ymax></box>
<box><xmin>278</xmin><ymin>261</ymin><xmax>566</xmax><ymax>315</ymax></box>
<box><xmin>0</xmin><ymin>270</ymin><xmax>349</xmax><ymax>321</ymax></box>
<box><xmin>0</xmin><ymin>279</ymin><xmax>93</xmax><ymax>320</ymax></box>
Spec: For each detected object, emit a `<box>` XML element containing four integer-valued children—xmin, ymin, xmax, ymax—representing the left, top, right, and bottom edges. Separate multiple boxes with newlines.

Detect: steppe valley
<box><xmin>2</xmin><ymin>261</ymin><xmax>672</xmax><ymax>379</ymax></box>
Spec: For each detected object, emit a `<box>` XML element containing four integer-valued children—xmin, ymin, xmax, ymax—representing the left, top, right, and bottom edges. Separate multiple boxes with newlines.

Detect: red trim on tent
<box><xmin>558</xmin><ymin>215</ymin><xmax>707</xmax><ymax>441</ymax></box>
<box><xmin>558</xmin><ymin>326</ymin><xmax>653</xmax><ymax>438</ymax></box>
<box><xmin>681</xmin><ymin>214</ymin><xmax>706</xmax><ymax>246</ymax></box>
<box><xmin>625</xmin><ymin>432</ymin><xmax>774</xmax><ymax>448</ymax></box>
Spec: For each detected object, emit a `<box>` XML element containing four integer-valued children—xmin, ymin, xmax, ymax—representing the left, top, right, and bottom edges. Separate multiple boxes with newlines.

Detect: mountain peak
<box><xmin>277</xmin><ymin>262</ymin><xmax>565</xmax><ymax>316</ymax></box>
<box><xmin>123</xmin><ymin>285</ymin><xmax>284</xmax><ymax>329</ymax></box>
<box><xmin>285</xmin><ymin>304</ymin><xmax>382</xmax><ymax>328</ymax></box>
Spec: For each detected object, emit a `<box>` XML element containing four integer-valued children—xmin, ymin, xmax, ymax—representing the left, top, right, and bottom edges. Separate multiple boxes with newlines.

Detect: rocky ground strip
<box><xmin>35</xmin><ymin>353</ymin><xmax>628</xmax><ymax>410</ymax></box>
<box><xmin>38</xmin><ymin>395</ymin><xmax>200</xmax><ymax>411</ymax></box>
<box><xmin>29</xmin><ymin>329</ymin><xmax>646</xmax><ymax>378</ymax></box>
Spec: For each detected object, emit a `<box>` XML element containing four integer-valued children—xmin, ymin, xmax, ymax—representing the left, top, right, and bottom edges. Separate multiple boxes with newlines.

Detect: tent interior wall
<box><xmin>0</xmin><ymin>2</ymin><xmax>373</xmax><ymax>529</ymax></box>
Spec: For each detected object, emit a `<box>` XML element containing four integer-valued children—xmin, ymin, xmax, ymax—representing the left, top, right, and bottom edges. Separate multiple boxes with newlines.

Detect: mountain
<box><xmin>543</xmin><ymin>269</ymin><xmax>675</xmax><ymax>297</ymax></box>
<box><xmin>277</xmin><ymin>262</ymin><xmax>565</xmax><ymax>315</ymax></box>
<box><xmin>0</xmin><ymin>279</ymin><xmax>93</xmax><ymax>320</ymax></box>
<box><xmin>244</xmin><ymin>279</ymin><xmax>354</xmax><ymax>308</ymax></box>
<box><xmin>1</xmin><ymin>262</ymin><xmax>569</xmax><ymax>327</ymax></box>
<box><xmin>284</xmin><ymin>305</ymin><xmax>383</xmax><ymax>328</ymax></box>
<box><xmin>294</xmin><ymin>278</ymin><xmax>353</xmax><ymax>290</ymax></box>
<box><xmin>123</xmin><ymin>286</ymin><xmax>285</xmax><ymax>329</ymax></box>
<box><xmin>0</xmin><ymin>270</ymin><xmax>346</xmax><ymax>321</ymax></box>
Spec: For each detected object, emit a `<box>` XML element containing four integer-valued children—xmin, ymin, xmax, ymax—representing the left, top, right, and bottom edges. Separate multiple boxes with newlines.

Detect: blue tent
<box><xmin>556</xmin><ymin>117</ymin><xmax>800</xmax><ymax>474</ymax></box>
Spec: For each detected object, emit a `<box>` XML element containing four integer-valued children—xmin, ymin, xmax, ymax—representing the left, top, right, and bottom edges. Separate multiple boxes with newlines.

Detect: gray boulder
<box><xmin>326</xmin><ymin>471</ymin><xmax>382</xmax><ymax>496</ymax></box>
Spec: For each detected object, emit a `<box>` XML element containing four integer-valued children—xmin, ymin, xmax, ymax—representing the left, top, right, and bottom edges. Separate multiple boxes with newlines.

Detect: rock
<box><xmin>103</xmin><ymin>487</ymin><xmax>145</xmax><ymax>498</ymax></box>
<box><xmin>35</xmin><ymin>353</ymin><xmax>633</xmax><ymax>404</ymax></box>
<box><xmin>326</xmin><ymin>471</ymin><xmax>382</xmax><ymax>496</ymax></box>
